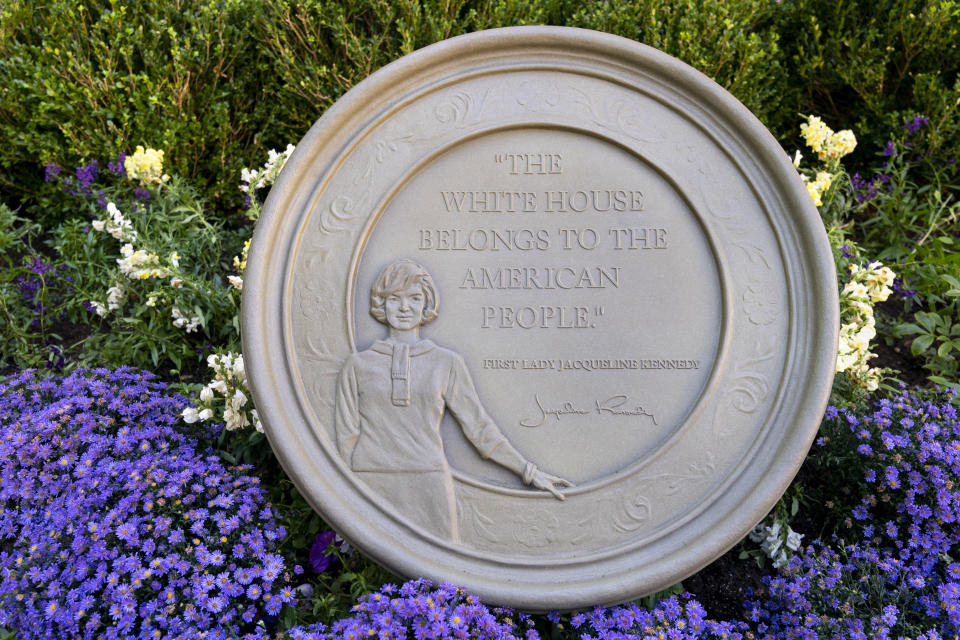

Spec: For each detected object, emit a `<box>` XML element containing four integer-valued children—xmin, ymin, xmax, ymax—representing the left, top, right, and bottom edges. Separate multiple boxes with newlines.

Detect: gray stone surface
<box><xmin>242</xmin><ymin>26</ymin><xmax>839</xmax><ymax>610</ymax></box>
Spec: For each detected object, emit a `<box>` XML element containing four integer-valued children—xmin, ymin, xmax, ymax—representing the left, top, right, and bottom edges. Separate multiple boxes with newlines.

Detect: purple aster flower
<box><xmin>0</xmin><ymin>369</ymin><xmax>297</xmax><ymax>638</ymax></box>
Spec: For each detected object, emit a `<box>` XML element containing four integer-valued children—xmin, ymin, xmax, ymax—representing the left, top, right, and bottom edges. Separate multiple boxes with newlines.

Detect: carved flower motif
<box><xmin>515</xmin><ymin>80</ymin><xmax>562</xmax><ymax>111</ymax></box>
<box><xmin>511</xmin><ymin>508</ymin><xmax>560</xmax><ymax>548</ymax></box>
<box><xmin>743</xmin><ymin>284</ymin><xmax>780</xmax><ymax>326</ymax></box>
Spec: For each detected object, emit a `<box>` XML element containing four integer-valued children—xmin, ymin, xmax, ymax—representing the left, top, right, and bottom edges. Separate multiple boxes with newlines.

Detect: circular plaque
<box><xmin>243</xmin><ymin>26</ymin><xmax>838</xmax><ymax>610</ymax></box>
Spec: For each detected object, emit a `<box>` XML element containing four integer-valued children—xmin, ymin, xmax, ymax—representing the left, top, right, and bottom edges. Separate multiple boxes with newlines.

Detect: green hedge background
<box><xmin>2</xmin><ymin>0</ymin><xmax>958</xmax><ymax>220</ymax></box>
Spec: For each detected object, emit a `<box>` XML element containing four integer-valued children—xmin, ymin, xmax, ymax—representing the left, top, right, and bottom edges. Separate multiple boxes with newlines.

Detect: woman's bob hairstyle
<box><xmin>369</xmin><ymin>259</ymin><xmax>439</xmax><ymax>326</ymax></box>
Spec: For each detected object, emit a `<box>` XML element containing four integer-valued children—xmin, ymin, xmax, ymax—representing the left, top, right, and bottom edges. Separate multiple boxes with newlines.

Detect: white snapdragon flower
<box><xmin>200</xmin><ymin>386</ymin><xmax>214</xmax><ymax>402</ymax></box>
<box><xmin>842</xmin><ymin>281</ymin><xmax>870</xmax><ymax>301</ymax></box>
<box><xmin>785</xmin><ymin>528</ymin><xmax>803</xmax><ymax>552</ymax></box>
<box><xmin>181</xmin><ymin>407</ymin><xmax>200</xmax><ymax>423</ymax></box>
<box><xmin>89</xmin><ymin>301</ymin><xmax>108</xmax><ymax>317</ymax></box>
<box><xmin>117</xmin><ymin>243</ymin><xmax>165</xmax><ymax>280</ymax></box>
<box><xmin>864</xmin><ymin>261</ymin><xmax>895</xmax><ymax>302</ymax></box>
<box><xmin>106</xmin><ymin>285</ymin><xmax>125</xmax><ymax>311</ymax></box>
<box><xmin>228</xmin><ymin>275</ymin><xmax>243</xmax><ymax>290</ymax></box>
<box><xmin>223</xmin><ymin>404</ymin><xmax>250</xmax><ymax>431</ymax></box>
<box><xmin>104</xmin><ymin>202</ymin><xmax>137</xmax><ymax>242</ymax></box>
<box><xmin>238</xmin><ymin>144</ymin><xmax>296</xmax><ymax>194</ymax></box>
<box><xmin>92</xmin><ymin>220</ymin><xmax>105</xmax><ymax>232</ymax></box>
<box><xmin>198</xmin><ymin>408</ymin><xmax>214</xmax><ymax>421</ymax></box>
<box><xmin>231</xmin><ymin>388</ymin><xmax>248</xmax><ymax>409</ymax></box>
<box><xmin>171</xmin><ymin>306</ymin><xmax>201</xmax><ymax>333</ymax></box>
<box><xmin>751</xmin><ymin>519</ymin><xmax>803</xmax><ymax>568</ymax></box>
<box><xmin>232</xmin><ymin>354</ymin><xmax>245</xmax><ymax>381</ymax></box>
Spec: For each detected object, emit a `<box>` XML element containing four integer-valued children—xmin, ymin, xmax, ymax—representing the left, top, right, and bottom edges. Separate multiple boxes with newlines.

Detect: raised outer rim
<box><xmin>242</xmin><ymin>26</ymin><xmax>839</xmax><ymax>611</ymax></box>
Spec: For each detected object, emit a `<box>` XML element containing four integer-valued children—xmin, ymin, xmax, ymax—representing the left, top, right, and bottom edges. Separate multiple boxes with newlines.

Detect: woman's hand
<box><xmin>529</xmin><ymin>468</ymin><xmax>574</xmax><ymax>501</ymax></box>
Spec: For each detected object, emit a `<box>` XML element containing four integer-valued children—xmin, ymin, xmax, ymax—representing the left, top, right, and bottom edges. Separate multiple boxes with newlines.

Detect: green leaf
<box><xmin>916</xmin><ymin>312</ymin><xmax>938</xmax><ymax>332</ymax></box>
<box><xmin>912</xmin><ymin>333</ymin><xmax>935</xmax><ymax>356</ymax></box>
<box><xmin>896</xmin><ymin>322</ymin><xmax>925</xmax><ymax>336</ymax></box>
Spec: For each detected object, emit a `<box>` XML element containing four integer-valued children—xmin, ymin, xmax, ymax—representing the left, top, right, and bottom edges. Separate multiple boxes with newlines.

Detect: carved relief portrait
<box><xmin>334</xmin><ymin>259</ymin><xmax>571</xmax><ymax>540</ymax></box>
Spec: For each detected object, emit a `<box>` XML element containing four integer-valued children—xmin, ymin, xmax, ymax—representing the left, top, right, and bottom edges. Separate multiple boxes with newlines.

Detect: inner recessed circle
<box><xmin>352</xmin><ymin>128</ymin><xmax>721</xmax><ymax>487</ymax></box>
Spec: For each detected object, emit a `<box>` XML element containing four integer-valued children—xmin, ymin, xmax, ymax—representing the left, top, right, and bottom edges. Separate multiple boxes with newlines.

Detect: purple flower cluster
<box><xmin>107</xmin><ymin>152</ymin><xmax>127</xmax><ymax>177</ymax></box>
<box><xmin>836</xmin><ymin>389</ymin><xmax>960</xmax><ymax>561</ymax></box>
<box><xmin>0</xmin><ymin>368</ymin><xmax>298</xmax><ymax>639</ymax></box>
<box><xmin>906</xmin><ymin>116</ymin><xmax>930</xmax><ymax>135</ymax></box>
<box><xmin>44</xmin><ymin>163</ymin><xmax>62</xmax><ymax>182</ymax></box>
<box><xmin>850</xmin><ymin>171</ymin><xmax>888</xmax><ymax>203</ymax></box>
<box><xmin>745</xmin><ymin>541</ymin><xmax>952</xmax><ymax>639</ymax></box>
<box><xmin>304</xmin><ymin>579</ymin><xmax>537</xmax><ymax>640</ymax></box>
<box><xmin>851</xmin><ymin>115</ymin><xmax>935</xmax><ymax>205</ymax></box>
<box><xmin>15</xmin><ymin>256</ymin><xmax>73</xmax><ymax>331</ymax></box>
<box><xmin>551</xmin><ymin>595</ymin><xmax>748</xmax><ymax>639</ymax></box>
<box><xmin>60</xmin><ymin>159</ymin><xmax>100</xmax><ymax>196</ymax></box>
<box><xmin>746</xmin><ymin>387</ymin><xmax>960</xmax><ymax>638</ymax></box>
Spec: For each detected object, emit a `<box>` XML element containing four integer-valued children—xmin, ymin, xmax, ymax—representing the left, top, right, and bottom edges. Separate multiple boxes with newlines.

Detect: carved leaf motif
<box><xmin>635</xmin><ymin>454</ymin><xmax>716</xmax><ymax>501</ymax></box>
<box><xmin>434</xmin><ymin>89</ymin><xmax>494</xmax><ymax>127</ymax></box>
<box><xmin>355</xmin><ymin>135</ymin><xmax>415</xmax><ymax>185</ymax></box>
<box><xmin>317</xmin><ymin>196</ymin><xmax>357</xmax><ymax>234</ymax></box>
<box><xmin>660</xmin><ymin>457</ymin><xmax>716</xmax><ymax>495</ymax></box>
<box><xmin>732</xmin><ymin>241</ymin><xmax>772</xmax><ymax>269</ymax></box>
<box><xmin>571</xmin><ymin>88</ymin><xmax>664</xmax><ymax>143</ymax></box>
<box><xmin>681</xmin><ymin>144</ymin><xmax>772</xmax><ymax>271</ymax></box>
<box><xmin>460</xmin><ymin>496</ymin><xmax>501</xmax><ymax>545</ymax></box>
<box><xmin>613</xmin><ymin>493</ymin><xmax>652</xmax><ymax>533</ymax></box>
<box><xmin>675</xmin><ymin>143</ymin><xmax>704</xmax><ymax>173</ymax></box>
<box><xmin>729</xmin><ymin>340</ymin><xmax>775</xmax><ymax>414</ymax></box>
<box><xmin>302</xmin><ymin>248</ymin><xmax>329</xmax><ymax>272</ymax></box>
<box><xmin>302</xmin><ymin>333</ymin><xmax>342</xmax><ymax>366</ymax></box>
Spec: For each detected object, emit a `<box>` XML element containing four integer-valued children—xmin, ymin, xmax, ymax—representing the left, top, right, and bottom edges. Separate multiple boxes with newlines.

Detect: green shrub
<box><xmin>0</xmin><ymin>0</ymin><xmax>810</xmax><ymax>222</ymax></box>
<box><xmin>774</xmin><ymin>0</ymin><xmax>960</xmax><ymax>162</ymax></box>
<box><xmin>566</xmin><ymin>0</ymin><xmax>794</xmax><ymax>135</ymax></box>
<box><xmin>0</xmin><ymin>0</ymin><xmax>282</xmax><ymax>219</ymax></box>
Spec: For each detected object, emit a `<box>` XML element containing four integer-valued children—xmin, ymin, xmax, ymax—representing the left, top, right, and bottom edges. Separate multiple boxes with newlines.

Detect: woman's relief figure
<box><xmin>335</xmin><ymin>259</ymin><xmax>571</xmax><ymax>540</ymax></box>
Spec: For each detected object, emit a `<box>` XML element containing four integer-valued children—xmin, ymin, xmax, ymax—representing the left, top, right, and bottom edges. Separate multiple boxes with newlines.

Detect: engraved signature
<box><xmin>595</xmin><ymin>395</ymin><xmax>658</xmax><ymax>424</ymax></box>
<box><xmin>520</xmin><ymin>393</ymin><xmax>656</xmax><ymax>427</ymax></box>
<box><xmin>519</xmin><ymin>394</ymin><xmax>589</xmax><ymax>427</ymax></box>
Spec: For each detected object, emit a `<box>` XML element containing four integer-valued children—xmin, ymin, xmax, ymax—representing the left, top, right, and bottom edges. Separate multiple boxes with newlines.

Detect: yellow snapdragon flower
<box><xmin>800</xmin><ymin>116</ymin><xmax>832</xmax><ymax>155</ymax></box>
<box><xmin>125</xmin><ymin>146</ymin><xmax>170</xmax><ymax>185</ymax></box>
<box><xmin>800</xmin><ymin>115</ymin><xmax>857</xmax><ymax>162</ymax></box>
<box><xmin>802</xmin><ymin>171</ymin><xmax>833</xmax><ymax>207</ymax></box>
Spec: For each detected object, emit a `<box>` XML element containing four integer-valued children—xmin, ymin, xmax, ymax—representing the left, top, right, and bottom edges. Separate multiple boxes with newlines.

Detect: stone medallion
<box><xmin>242</xmin><ymin>26</ymin><xmax>839</xmax><ymax>610</ymax></box>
